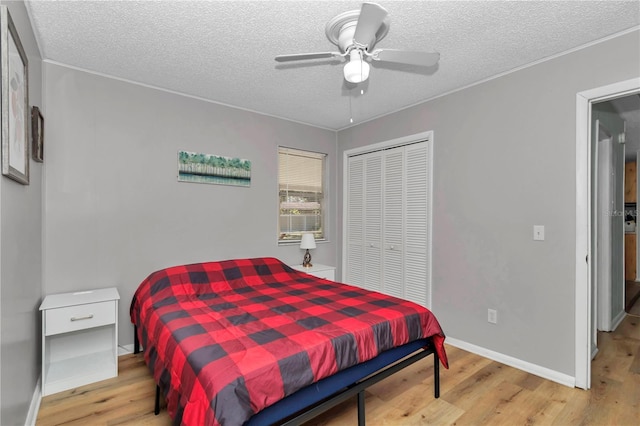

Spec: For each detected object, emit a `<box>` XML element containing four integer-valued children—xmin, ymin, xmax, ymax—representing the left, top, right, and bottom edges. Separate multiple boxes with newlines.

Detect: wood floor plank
<box><xmin>397</xmin><ymin>397</ymin><xmax>464</xmax><ymax>425</ymax></box>
<box><xmin>37</xmin><ymin>357</ymin><xmax>171</xmax><ymax>426</ymax></box>
<box><xmin>37</xmin><ymin>315</ymin><xmax>640</xmax><ymax>426</ymax></box>
<box><xmin>449</xmin><ymin>380</ymin><xmax>528</xmax><ymax>425</ymax></box>
<box><xmin>441</xmin><ymin>347</ymin><xmax>493</xmax><ymax>385</ymax></box>
<box><xmin>371</xmin><ymin>381</ymin><xmax>433</xmax><ymax>420</ymax></box>
<box><xmin>440</xmin><ymin>362</ymin><xmax>527</xmax><ymax>411</ymax></box>
<box><xmin>535</xmin><ymin>380</ymin><xmax>589</xmax><ymax>426</ymax></box>
<box><xmin>366</xmin><ymin>358</ymin><xmax>433</xmax><ymax>402</ymax></box>
<box><xmin>581</xmin><ymin>375</ymin><xmax>626</xmax><ymax>426</ymax></box>
<box><xmin>630</xmin><ymin>343</ymin><xmax>640</xmax><ymax>374</ymax></box>
<box><xmin>617</xmin><ymin>369</ymin><xmax>640</xmax><ymax>424</ymax></box>
<box><xmin>305</xmin><ymin>397</ymin><xmax>360</xmax><ymax>425</ymax></box>
<box><xmin>592</xmin><ymin>333</ymin><xmax>640</xmax><ymax>382</ymax></box>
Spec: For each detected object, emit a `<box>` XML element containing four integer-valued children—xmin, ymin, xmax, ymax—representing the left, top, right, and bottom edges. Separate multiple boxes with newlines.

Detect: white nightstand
<box><xmin>291</xmin><ymin>263</ymin><xmax>336</xmax><ymax>281</ymax></box>
<box><xmin>39</xmin><ymin>287</ymin><xmax>120</xmax><ymax>396</ymax></box>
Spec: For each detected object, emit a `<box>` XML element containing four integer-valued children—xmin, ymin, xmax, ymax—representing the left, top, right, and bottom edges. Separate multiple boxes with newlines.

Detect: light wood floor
<box><xmin>37</xmin><ymin>315</ymin><xmax>640</xmax><ymax>425</ymax></box>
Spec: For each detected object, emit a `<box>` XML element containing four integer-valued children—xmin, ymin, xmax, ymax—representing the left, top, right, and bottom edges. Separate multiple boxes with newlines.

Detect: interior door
<box><xmin>593</xmin><ymin>103</ymin><xmax>626</xmax><ymax>336</ymax></box>
<box><xmin>595</xmin><ymin>122</ymin><xmax>613</xmax><ymax>337</ymax></box>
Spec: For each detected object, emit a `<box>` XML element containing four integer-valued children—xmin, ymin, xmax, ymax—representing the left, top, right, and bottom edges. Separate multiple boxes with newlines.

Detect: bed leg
<box><xmin>357</xmin><ymin>391</ymin><xmax>365</xmax><ymax>426</ymax></box>
<box><xmin>434</xmin><ymin>351</ymin><xmax>440</xmax><ymax>399</ymax></box>
<box><xmin>134</xmin><ymin>326</ymin><xmax>140</xmax><ymax>354</ymax></box>
<box><xmin>155</xmin><ymin>385</ymin><xmax>160</xmax><ymax>415</ymax></box>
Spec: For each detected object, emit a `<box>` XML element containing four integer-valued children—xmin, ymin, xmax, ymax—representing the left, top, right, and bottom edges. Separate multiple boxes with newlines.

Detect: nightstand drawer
<box><xmin>291</xmin><ymin>264</ymin><xmax>336</xmax><ymax>281</ymax></box>
<box><xmin>45</xmin><ymin>301</ymin><xmax>115</xmax><ymax>336</ymax></box>
<box><xmin>310</xmin><ymin>269</ymin><xmax>335</xmax><ymax>280</ymax></box>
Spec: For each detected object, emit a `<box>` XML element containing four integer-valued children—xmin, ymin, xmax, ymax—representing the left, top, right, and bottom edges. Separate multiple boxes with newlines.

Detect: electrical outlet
<box><xmin>488</xmin><ymin>309</ymin><xmax>497</xmax><ymax>324</ymax></box>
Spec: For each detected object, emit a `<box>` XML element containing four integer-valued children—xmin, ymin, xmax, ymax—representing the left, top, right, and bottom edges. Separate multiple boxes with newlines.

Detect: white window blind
<box><xmin>278</xmin><ymin>147</ymin><xmax>326</xmax><ymax>242</ymax></box>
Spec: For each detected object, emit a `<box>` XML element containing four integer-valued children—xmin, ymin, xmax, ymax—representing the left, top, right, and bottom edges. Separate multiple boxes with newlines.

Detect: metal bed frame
<box><xmin>134</xmin><ymin>326</ymin><xmax>440</xmax><ymax>425</ymax></box>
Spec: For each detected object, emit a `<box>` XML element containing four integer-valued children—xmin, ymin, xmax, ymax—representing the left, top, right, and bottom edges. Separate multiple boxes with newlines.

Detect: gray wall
<box><xmin>43</xmin><ymin>62</ymin><xmax>338</xmax><ymax>347</ymax></box>
<box><xmin>0</xmin><ymin>1</ymin><xmax>43</xmax><ymax>424</ymax></box>
<box><xmin>337</xmin><ymin>30</ymin><xmax>640</xmax><ymax>377</ymax></box>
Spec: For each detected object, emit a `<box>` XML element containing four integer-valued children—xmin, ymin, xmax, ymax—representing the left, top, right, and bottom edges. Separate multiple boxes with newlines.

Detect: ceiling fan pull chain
<box><xmin>349</xmin><ymin>92</ymin><xmax>354</xmax><ymax>123</ymax></box>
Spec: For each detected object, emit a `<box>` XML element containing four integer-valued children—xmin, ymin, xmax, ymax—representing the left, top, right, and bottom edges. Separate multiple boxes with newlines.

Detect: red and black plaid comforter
<box><xmin>131</xmin><ymin>257</ymin><xmax>447</xmax><ymax>426</ymax></box>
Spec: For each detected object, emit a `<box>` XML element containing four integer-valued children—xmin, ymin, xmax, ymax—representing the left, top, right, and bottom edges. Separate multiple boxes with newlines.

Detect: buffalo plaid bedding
<box><xmin>130</xmin><ymin>257</ymin><xmax>448</xmax><ymax>426</ymax></box>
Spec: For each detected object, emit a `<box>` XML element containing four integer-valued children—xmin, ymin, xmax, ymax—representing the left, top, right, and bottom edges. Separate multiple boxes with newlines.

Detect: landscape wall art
<box><xmin>178</xmin><ymin>150</ymin><xmax>251</xmax><ymax>187</ymax></box>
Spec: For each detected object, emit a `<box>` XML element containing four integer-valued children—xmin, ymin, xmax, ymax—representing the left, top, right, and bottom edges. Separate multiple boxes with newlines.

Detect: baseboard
<box><xmin>25</xmin><ymin>377</ymin><xmax>41</xmax><ymax>426</ymax></box>
<box><xmin>611</xmin><ymin>310</ymin><xmax>627</xmax><ymax>331</ymax></box>
<box><xmin>118</xmin><ymin>344</ymin><xmax>136</xmax><ymax>355</ymax></box>
<box><xmin>445</xmin><ymin>337</ymin><xmax>575</xmax><ymax>388</ymax></box>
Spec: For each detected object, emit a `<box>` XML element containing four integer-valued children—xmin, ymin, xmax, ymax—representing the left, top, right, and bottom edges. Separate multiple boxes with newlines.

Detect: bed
<box><xmin>130</xmin><ymin>257</ymin><xmax>448</xmax><ymax>425</ymax></box>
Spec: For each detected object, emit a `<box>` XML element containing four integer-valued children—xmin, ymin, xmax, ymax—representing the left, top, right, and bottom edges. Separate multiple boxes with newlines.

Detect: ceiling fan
<box><xmin>275</xmin><ymin>2</ymin><xmax>440</xmax><ymax>84</ymax></box>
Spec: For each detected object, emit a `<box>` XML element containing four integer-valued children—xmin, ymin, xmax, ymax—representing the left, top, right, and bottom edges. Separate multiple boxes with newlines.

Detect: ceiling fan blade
<box><xmin>353</xmin><ymin>2</ymin><xmax>388</xmax><ymax>48</ymax></box>
<box><xmin>372</xmin><ymin>49</ymin><xmax>440</xmax><ymax>67</ymax></box>
<box><xmin>275</xmin><ymin>52</ymin><xmax>342</xmax><ymax>62</ymax></box>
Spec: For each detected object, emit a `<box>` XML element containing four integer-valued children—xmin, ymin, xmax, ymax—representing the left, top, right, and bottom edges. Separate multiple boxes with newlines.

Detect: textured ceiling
<box><xmin>25</xmin><ymin>0</ymin><xmax>640</xmax><ymax>130</ymax></box>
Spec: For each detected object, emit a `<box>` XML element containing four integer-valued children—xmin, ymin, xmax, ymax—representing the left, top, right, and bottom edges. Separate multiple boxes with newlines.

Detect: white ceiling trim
<box><xmin>43</xmin><ymin>23</ymin><xmax>639</xmax><ymax>135</ymax></box>
<box><xmin>41</xmin><ymin>58</ymin><xmax>338</xmax><ymax>132</ymax></box>
<box><xmin>27</xmin><ymin>0</ymin><xmax>640</xmax><ymax>131</ymax></box>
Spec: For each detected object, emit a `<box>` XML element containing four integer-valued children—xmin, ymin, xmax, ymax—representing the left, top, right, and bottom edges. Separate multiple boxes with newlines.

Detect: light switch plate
<box><xmin>533</xmin><ymin>225</ymin><xmax>545</xmax><ymax>241</ymax></box>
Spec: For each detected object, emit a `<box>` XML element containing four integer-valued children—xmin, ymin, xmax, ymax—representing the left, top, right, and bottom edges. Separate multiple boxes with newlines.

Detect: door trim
<box><xmin>575</xmin><ymin>78</ymin><xmax>640</xmax><ymax>390</ymax></box>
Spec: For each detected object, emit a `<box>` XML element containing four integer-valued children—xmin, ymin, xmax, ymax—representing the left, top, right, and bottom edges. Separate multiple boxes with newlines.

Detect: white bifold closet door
<box><xmin>345</xmin><ymin>140</ymin><xmax>432</xmax><ymax>308</ymax></box>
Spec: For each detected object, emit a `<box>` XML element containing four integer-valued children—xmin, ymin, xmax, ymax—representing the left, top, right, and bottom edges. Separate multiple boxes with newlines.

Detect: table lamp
<box><xmin>300</xmin><ymin>233</ymin><xmax>316</xmax><ymax>268</ymax></box>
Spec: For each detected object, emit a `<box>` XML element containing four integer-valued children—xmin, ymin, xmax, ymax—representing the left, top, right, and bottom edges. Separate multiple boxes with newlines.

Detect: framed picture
<box><xmin>1</xmin><ymin>6</ymin><xmax>29</xmax><ymax>184</ymax></box>
<box><xmin>178</xmin><ymin>150</ymin><xmax>251</xmax><ymax>187</ymax></box>
<box><xmin>31</xmin><ymin>106</ymin><xmax>43</xmax><ymax>162</ymax></box>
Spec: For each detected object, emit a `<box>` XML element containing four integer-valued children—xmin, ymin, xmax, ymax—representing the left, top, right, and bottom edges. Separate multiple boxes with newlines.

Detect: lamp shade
<box><xmin>300</xmin><ymin>233</ymin><xmax>316</xmax><ymax>250</ymax></box>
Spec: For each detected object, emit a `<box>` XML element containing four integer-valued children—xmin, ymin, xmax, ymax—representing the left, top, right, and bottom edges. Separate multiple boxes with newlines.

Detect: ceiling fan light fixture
<box><xmin>275</xmin><ymin>2</ymin><xmax>439</xmax><ymax>85</ymax></box>
<box><xmin>344</xmin><ymin>50</ymin><xmax>370</xmax><ymax>83</ymax></box>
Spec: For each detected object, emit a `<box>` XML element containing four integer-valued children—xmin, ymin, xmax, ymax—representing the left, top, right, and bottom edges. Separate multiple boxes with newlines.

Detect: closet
<box><xmin>344</xmin><ymin>134</ymin><xmax>433</xmax><ymax>308</ymax></box>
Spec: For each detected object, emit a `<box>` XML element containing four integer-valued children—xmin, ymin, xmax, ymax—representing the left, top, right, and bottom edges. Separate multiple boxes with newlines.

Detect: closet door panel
<box><xmin>346</xmin><ymin>156</ymin><xmax>365</xmax><ymax>287</ymax></box>
<box><xmin>383</xmin><ymin>148</ymin><xmax>404</xmax><ymax>298</ymax></box>
<box><xmin>404</xmin><ymin>143</ymin><xmax>430</xmax><ymax>307</ymax></box>
<box><xmin>364</xmin><ymin>154</ymin><xmax>383</xmax><ymax>291</ymax></box>
<box><xmin>383</xmin><ymin>149</ymin><xmax>404</xmax><ymax>247</ymax></box>
<box><xmin>383</xmin><ymin>249</ymin><xmax>404</xmax><ymax>298</ymax></box>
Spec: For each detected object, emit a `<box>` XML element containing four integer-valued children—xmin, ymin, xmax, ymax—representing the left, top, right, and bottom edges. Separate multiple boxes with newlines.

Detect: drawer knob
<box><xmin>70</xmin><ymin>314</ymin><xmax>94</xmax><ymax>321</ymax></box>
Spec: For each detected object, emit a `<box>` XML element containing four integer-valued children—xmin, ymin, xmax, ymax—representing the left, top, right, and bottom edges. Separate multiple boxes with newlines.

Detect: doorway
<box><xmin>592</xmin><ymin>100</ymin><xmax>626</xmax><ymax>339</ymax></box>
<box><xmin>575</xmin><ymin>78</ymin><xmax>640</xmax><ymax>390</ymax></box>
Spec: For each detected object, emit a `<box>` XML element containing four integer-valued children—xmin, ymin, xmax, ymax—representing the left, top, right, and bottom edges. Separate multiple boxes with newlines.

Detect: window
<box><xmin>278</xmin><ymin>147</ymin><xmax>326</xmax><ymax>242</ymax></box>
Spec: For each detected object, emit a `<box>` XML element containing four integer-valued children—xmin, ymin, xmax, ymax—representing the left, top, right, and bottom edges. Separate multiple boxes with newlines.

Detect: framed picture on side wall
<box><xmin>1</xmin><ymin>6</ymin><xmax>29</xmax><ymax>184</ymax></box>
<box><xmin>32</xmin><ymin>106</ymin><xmax>43</xmax><ymax>162</ymax></box>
